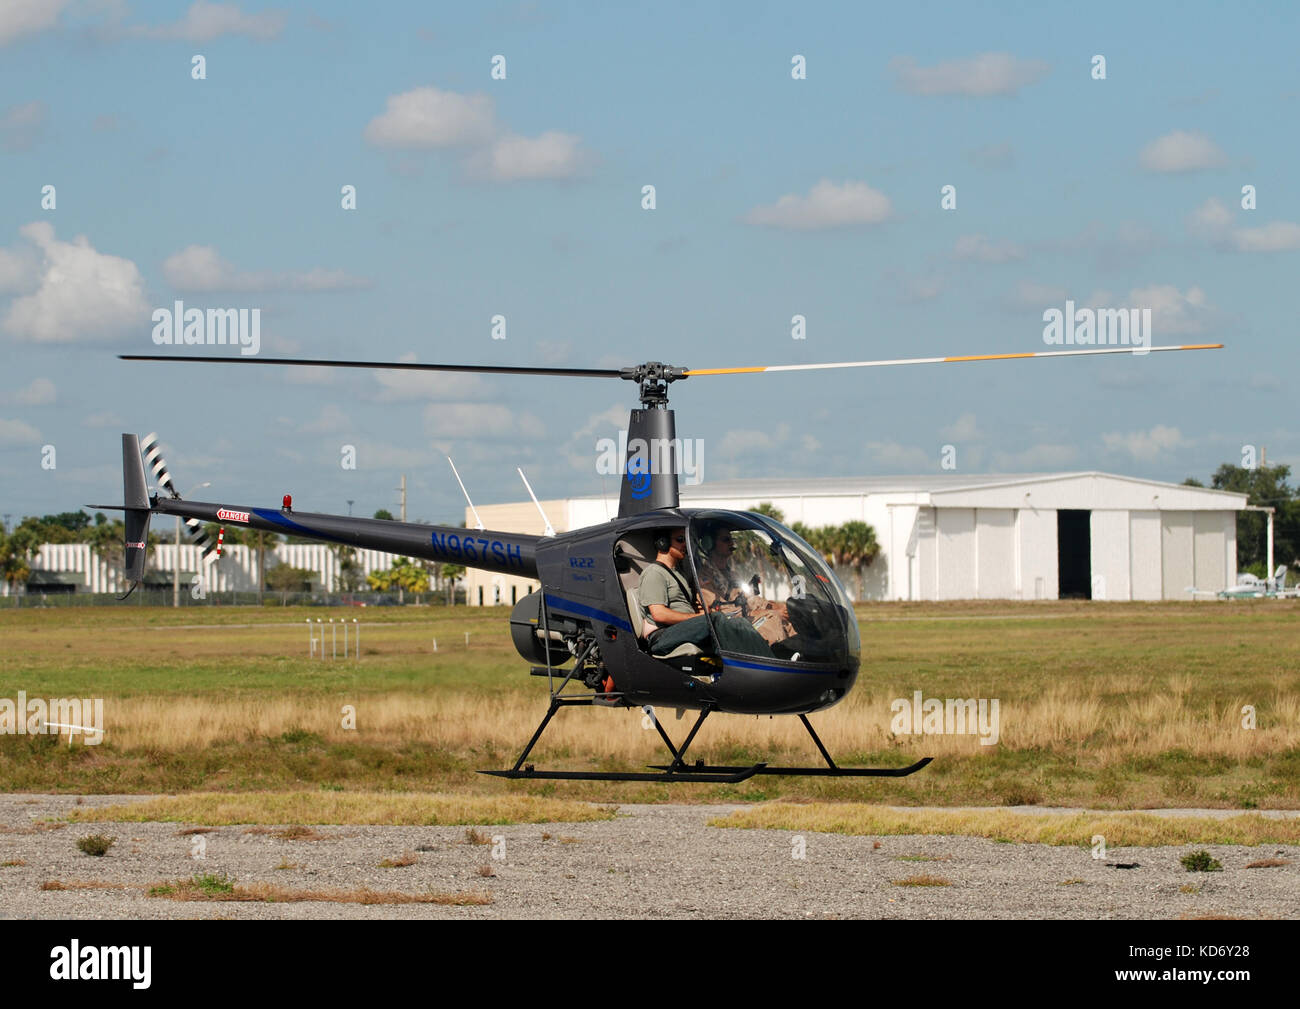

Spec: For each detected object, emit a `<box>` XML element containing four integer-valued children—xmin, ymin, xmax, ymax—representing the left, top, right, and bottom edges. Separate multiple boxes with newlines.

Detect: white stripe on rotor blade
<box><xmin>756</xmin><ymin>346</ymin><xmax>1203</xmax><ymax>372</ymax></box>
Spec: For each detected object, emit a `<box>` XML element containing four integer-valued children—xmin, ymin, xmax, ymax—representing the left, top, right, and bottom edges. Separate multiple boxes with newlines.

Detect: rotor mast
<box><xmin>615</xmin><ymin>362</ymin><xmax>689</xmax><ymax>518</ymax></box>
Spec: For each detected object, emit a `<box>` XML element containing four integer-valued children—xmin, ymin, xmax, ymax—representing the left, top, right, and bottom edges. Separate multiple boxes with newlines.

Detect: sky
<box><xmin>2</xmin><ymin>0</ymin><xmax>1297</xmax><ymax>526</ymax></box>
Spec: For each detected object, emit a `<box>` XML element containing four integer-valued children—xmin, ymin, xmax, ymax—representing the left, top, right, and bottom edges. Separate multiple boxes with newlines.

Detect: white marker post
<box><xmin>307</xmin><ymin>618</ymin><xmax>314</xmax><ymax>658</ymax></box>
<box><xmin>331</xmin><ymin>619</ymin><xmax>337</xmax><ymax>659</ymax></box>
<box><xmin>354</xmin><ymin>619</ymin><xmax>359</xmax><ymax>662</ymax></box>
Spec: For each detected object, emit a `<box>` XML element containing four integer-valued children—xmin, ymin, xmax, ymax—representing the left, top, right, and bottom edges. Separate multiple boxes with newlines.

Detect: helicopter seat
<box><xmin>615</xmin><ymin>538</ymin><xmax>705</xmax><ymax>660</ymax></box>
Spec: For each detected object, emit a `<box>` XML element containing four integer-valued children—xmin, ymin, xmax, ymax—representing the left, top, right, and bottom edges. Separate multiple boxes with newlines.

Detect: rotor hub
<box><xmin>619</xmin><ymin>361</ymin><xmax>688</xmax><ymax>409</ymax></box>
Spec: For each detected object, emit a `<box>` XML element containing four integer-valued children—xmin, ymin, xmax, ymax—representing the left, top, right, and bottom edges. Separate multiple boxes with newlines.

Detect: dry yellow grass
<box><xmin>92</xmin><ymin>678</ymin><xmax>1300</xmax><ymax>764</ymax></box>
<box><xmin>891</xmin><ymin>874</ymin><xmax>952</xmax><ymax>886</ymax></box>
<box><xmin>40</xmin><ymin>879</ymin><xmax>127</xmax><ymax>891</ymax></box>
<box><xmin>1244</xmin><ymin>858</ymin><xmax>1291</xmax><ymax>868</ymax></box>
<box><xmin>378</xmin><ymin>850</ymin><xmax>418</xmax><ymax>868</ymax></box>
<box><xmin>712</xmin><ymin>804</ymin><xmax>1300</xmax><ymax>846</ymax></box>
<box><xmin>66</xmin><ymin>791</ymin><xmax>616</xmax><ymax>827</ymax></box>
<box><xmin>148</xmin><ymin>879</ymin><xmax>491</xmax><ymax>905</ymax></box>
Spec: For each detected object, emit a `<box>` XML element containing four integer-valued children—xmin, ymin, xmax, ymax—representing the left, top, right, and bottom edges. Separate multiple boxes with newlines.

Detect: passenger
<box><xmin>698</xmin><ymin>521</ymin><xmax>797</xmax><ymax>648</ymax></box>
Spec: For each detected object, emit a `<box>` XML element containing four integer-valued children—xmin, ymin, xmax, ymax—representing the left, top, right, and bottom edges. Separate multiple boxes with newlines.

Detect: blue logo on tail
<box><xmin>626</xmin><ymin>454</ymin><xmax>652</xmax><ymax>500</ymax></box>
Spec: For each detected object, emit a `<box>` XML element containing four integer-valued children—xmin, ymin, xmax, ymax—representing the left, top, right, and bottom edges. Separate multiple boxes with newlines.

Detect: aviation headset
<box><xmin>654</xmin><ymin>530</ymin><xmax>676</xmax><ymax>554</ymax></box>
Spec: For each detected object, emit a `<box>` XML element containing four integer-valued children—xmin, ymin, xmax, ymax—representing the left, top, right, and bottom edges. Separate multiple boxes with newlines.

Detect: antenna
<box><xmin>447</xmin><ymin>457</ymin><xmax>485</xmax><ymax>531</ymax></box>
<box><xmin>517</xmin><ymin>467</ymin><xmax>555</xmax><ymax>537</ymax></box>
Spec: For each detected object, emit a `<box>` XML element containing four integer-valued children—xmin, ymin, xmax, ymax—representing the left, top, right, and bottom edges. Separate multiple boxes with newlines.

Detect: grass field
<box><xmin>2</xmin><ymin>600</ymin><xmax>1298</xmax><ymax>807</ymax></box>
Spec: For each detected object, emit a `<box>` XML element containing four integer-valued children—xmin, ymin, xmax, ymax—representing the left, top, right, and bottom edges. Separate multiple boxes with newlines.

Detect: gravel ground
<box><xmin>1</xmin><ymin>795</ymin><xmax>1297</xmax><ymax>920</ymax></box>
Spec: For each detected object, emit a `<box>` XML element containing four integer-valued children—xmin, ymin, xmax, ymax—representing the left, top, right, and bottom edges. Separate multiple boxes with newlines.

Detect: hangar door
<box><xmin>1057</xmin><ymin>510</ymin><xmax>1091</xmax><ymax>599</ymax></box>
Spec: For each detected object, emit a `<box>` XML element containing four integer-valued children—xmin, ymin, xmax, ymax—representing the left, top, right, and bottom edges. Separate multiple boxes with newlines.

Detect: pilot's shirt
<box><xmin>638</xmin><ymin>563</ymin><xmax>697</xmax><ymax>629</ymax></box>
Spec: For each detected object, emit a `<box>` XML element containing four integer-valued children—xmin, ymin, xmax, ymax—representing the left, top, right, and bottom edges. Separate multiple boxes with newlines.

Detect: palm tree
<box><xmin>836</xmin><ymin>520</ymin><xmax>880</xmax><ymax>599</ymax></box>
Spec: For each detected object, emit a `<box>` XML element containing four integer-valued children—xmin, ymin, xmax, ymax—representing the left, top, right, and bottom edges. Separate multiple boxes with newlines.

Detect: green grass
<box><xmin>3</xmin><ymin>600</ymin><xmax>1299</xmax><ymax>807</ymax></box>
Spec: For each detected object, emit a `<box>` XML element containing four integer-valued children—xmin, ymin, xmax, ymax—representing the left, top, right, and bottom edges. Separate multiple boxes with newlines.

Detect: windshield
<box><xmin>688</xmin><ymin>511</ymin><xmax>861</xmax><ymax>666</ymax></box>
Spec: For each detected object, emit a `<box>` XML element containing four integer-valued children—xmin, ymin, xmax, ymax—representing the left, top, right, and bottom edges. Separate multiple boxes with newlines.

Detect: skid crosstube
<box><xmin>481</xmin><ymin>697</ymin><xmax>935</xmax><ymax>783</ymax></box>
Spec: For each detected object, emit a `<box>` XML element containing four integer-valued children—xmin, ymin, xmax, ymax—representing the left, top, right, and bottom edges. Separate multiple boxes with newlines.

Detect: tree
<box><xmin>834</xmin><ymin>520</ymin><xmax>881</xmax><ymax>598</ymax></box>
<box><xmin>373</xmin><ymin>509</ymin><xmax>395</xmax><ymax>521</ymax></box>
<box><xmin>0</xmin><ymin>526</ymin><xmax>40</xmax><ymax>592</ymax></box>
<box><xmin>265</xmin><ymin>564</ymin><xmax>314</xmax><ymax>593</ymax></box>
<box><xmin>1197</xmin><ymin>463</ymin><xmax>1300</xmax><ymax>572</ymax></box>
<box><xmin>441</xmin><ymin>563</ymin><xmax>466</xmax><ymax>605</ymax></box>
<box><xmin>332</xmin><ymin>544</ymin><xmax>364</xmax><ymax>593</ymax></box>
<box><xmin>750</xmin><ymin>501</ymin><xmax>786</xmax><ymax>524</ymax></box>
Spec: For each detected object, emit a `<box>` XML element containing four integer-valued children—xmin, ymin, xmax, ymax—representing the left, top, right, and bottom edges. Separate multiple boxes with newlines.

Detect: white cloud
<box><xmin>0</xmin><ymin>245</ymin><xmax>39</xmax><ymax>293</ymax></box>
<box><xmin>1006</xmin><ymin>280</ymin><xmax>1069</xmax><ymax>310</ymax></box>
<box><xmin>1232</xmin><ymin>221</ymin><xmax>1300</xmax><ymax>253</ymax></box>
<box><xmin>1190</xmin><ymin>197</ymin><xmax>1233</xmax><ymax>234</ymax></box>
<box><xmin>363</xmin><ymin>87</ymin><xmax>496</xmax><ymax>150</ymax></box>
<box><xmin>1102</xmin><ymin>424</ymin><xmax>1186</xmax><ymax>462</ymax></box>
<box><xmin>953</xmin><ymin>233</ymin><xmax>1024</xmax><ymax>263</ymax></box>
<box><xmin>967</xmin><ymin>141</ymin><xmax>1015</xmax><ymax>169</ymax></box>
<box><xmin>0</xmin><ymin>418</ymin><xmax>42</xmax><ymax>445</ymax></box>
<box><xmin>745</xmin><ymin>180</ymin><xmax>892</xmax><ymax>230</ymax></box>
<box><xmin>940</xmin><ymin>413</ymin><xmax>980</xmax><ymax>441</ymax></box>
<box><xmin>4</xmin><ymin>377</ymin><xmax>55</xmax><ymax>406</ymax></box>
<box><xmin>468</xmin><ymin>131</ymin><xmax>586</xmax><ymax>181</ymax></box>
<box><xmin>298</xmin><ymin>404</ymin><xmax>350</xmax><ymax>434</ymax></box>
<box><xmin>162</xmin><ymin>245</ymin><xmax>367</xmax><ymax>292</ymax></box>
<box><xmin>892</xmin><ymin>52</ymin><xmax>1049</xmax><ymax>97</ymax></box>
<box><xmin>1139</xmin><ymin>130</ymin><xmax>1227</xmax><ymax>173</ymax></box>
<box><xmin>992</xmin><ymin>443</ymin><xmax>1078</xmax><ymax>470</ymax></box>
<box><xmin>423</xmin><ymin>402</ymin><xmax>543</xmax><ymax>440</ymax></box>
<box><xmin>373</xmin><ymin>353</ymin><xmax>489</xmax><ymax>402</ymax></box>
<box><xmin>2</xmin><ymin>222</ymin><xmax>149</xmax><ymax>342</ymax></box>
<box><xmin>0</xmin><ymin>0</ymin><xmax>67</xmax><ymax>46</ymax></box>
<box><xmin>865</xmin><ymin>440</ymin><xmax>932</xmax><ymax>471</ymax></box>
<box><xmin>1189</xmin><ymin>197</ymin><xmax>1300</xmax><ymax>252</ymax></box>
<box><xmin>0</xmin><ymin>98</ymin><xmax>45</xmax><ymax>151</ymax></box>
<box><xmin>1128</xmin><ymin>284</ymin><xmax>1211</xmax><ymax>335</ymax></box>
<box><xmin>131</xmin><ymin>2</ymin><xmax>286</xmax><ymax>42</ymax></box>
<box><xmin>0</xmin><ymin>100</ymin><xmax>46</xmax><ymax>152</ymax></box>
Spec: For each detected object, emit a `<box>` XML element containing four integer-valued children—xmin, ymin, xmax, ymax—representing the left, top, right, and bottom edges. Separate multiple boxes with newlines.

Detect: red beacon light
<box><xmin>282</xmin><ymin>494</ymin><xmax>293</xmax><ymax>512</ymax></box>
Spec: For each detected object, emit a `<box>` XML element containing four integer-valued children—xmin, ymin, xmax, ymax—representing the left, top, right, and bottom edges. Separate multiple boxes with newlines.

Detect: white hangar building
<box><xmin>463</xmin><ymin>473</ymin><xmax>1248</xmax><ymax>605</ymax></box>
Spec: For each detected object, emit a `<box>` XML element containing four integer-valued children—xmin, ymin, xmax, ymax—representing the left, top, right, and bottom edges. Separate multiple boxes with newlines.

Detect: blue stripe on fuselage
<box><xmin>544</xmin><ymin>594</ymin><xmax>634</xmax><ymax>634</ymax></box>
<box><xmin>251</xmin><ymin>508</ymin><xmax>351</xmax><ymax>545</ymax></box>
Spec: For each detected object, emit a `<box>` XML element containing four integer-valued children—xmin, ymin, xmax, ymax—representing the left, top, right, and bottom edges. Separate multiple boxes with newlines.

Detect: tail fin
<box><xmin>122</xmin><ymin>433</ymin><xmax>151</xmax><ymax>593</ymax></box>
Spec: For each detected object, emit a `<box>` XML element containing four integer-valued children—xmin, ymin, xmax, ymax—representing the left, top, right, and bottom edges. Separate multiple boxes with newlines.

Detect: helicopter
<box><xmin>107</xmin><ymin>342</ymin><xmax>1222</xmax><ymax>782</ymax></box>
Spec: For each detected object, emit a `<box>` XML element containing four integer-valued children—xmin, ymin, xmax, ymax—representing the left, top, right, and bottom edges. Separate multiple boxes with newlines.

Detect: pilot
<box><xmin>639</xmin><ymin>528</ymin><xmax>712</xmax><ymax>655</ymax></box>
<box><xmin>640</xmin><ymin>526</ymin><xmax>774</xmax><ymax>657</ymax></box>
<box><xmin>697</xmin><ymin>521</ymin><xmax>796</xmax><ymax>648</ymax></box>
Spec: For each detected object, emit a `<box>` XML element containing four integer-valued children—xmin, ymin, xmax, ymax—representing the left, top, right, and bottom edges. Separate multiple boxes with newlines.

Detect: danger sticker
<box><xmin>216</xmin><ymin>508</ymin><xmax>250</xmax><ymax>523</ymax></box>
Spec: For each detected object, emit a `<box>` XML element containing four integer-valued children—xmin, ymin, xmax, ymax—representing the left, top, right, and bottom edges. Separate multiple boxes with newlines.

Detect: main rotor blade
<box><xmin>684</xmin><ymin>343</ymin><xmax>1224</xmax><ymax>376</ymax></box>
<box><xmin>118</xmin><ymin>355</ymin><xmax>623</xmax><ymax>379</ymax></box>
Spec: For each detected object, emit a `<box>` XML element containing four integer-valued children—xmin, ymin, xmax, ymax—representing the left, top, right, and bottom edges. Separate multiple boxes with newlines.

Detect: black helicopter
<box><xmin>111</xmin><ymin>343</ymin><xmax>1221</xmax><ymax>782</ymax></box>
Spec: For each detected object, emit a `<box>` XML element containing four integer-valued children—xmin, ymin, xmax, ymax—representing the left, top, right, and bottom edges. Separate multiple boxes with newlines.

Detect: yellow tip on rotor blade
<box><xmin>681</xmin><ymin>366</ymin><xmax>768</xmax><ymax>376</ymax></box>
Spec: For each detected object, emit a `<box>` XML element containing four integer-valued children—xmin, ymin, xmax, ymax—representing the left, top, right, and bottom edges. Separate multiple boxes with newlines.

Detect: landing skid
<box><xmin>479</xmin><ymin>701</ymin><xmax>932</xmax><ymax>783</ymax></box>
<box><xmin>649</xmin><ymin>714</ymin><xmax>931</xmax><ymax>778</ymax></box>
<box><xmin>647</xmin><ymin>758</ymin><xmax>932</xmax><ymax>778</ymax></box>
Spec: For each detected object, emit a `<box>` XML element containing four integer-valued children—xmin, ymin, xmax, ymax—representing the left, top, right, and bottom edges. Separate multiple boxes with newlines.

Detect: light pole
<box><xmin>174</xmin><ymin>482</ymin><xmax>211</xmax><ymax>607</ymax></box>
